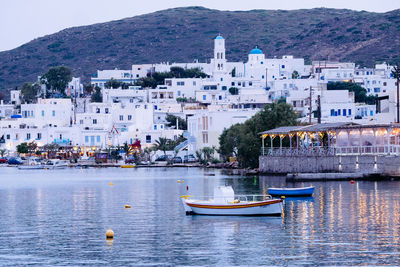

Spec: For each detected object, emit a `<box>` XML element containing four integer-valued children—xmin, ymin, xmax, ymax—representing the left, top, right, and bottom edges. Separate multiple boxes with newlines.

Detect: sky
<box><xmin>1</xmin><ymin>0</ymin><xmax>399</xmax><ymax>52</ymax></box>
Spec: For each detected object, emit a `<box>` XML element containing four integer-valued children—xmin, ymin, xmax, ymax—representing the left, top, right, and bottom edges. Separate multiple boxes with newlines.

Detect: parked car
<box><xmin>155</xmin><ymin>155</ymin><xmax>173</xmax><ymax>161</ymax></box>
<box><xmin>184</xmin><ymin>154</ymin><xmax>197</xmax><ymax>163</ymax></box>
<box><xmin>172</xmin><ymin>156</ymin><xmax>183</xmax><ymax>163</ymax></box>
<box><xmin>0</xmin><ymin>157</ymin><xmax>7</xmax><ymax>164</ymax></box>
<box><xmin>7</xmin><ymin>157</ymin><xmax>23</xmax><ymax>165</ymax></box>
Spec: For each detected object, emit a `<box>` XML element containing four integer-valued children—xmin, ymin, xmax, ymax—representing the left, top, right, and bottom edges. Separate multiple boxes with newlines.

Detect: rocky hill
<box><xmin>0</xmin><ymin>6</ymin><xmax>399</xmax><ymax>91</ymax></box>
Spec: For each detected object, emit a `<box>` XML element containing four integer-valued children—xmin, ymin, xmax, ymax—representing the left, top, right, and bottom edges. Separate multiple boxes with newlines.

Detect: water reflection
<box><xmin>0</xmin><ymin>167</ymin><xmax>398</xmax><ymax>265</ymax></box>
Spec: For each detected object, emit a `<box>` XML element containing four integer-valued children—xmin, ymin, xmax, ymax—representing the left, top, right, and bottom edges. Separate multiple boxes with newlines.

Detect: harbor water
<box><xmin>0</xmin><ymin>167</ymin><xmax>399</xmax><ymax>265</ymax></box>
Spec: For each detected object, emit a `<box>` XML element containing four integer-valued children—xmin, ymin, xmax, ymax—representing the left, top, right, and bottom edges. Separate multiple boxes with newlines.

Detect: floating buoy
<box><xmin>106</xmin><ymin>229</ymin><xmax>114</xmax><ymax>239</ymax></box>
<box><xmin>181</xmin><ymin>180</ymin><xmax>184</xmax><ymax>183</ymax></box>
<box><xmin>186</xmin><ymin>185</ymin><xmax>189</xmax><ymax>191</ymax></box>
<box><xmin>109</xmin><ymin>182</ymin><xmax>114</xmax><ymax>186</ymax></box>
<box><xmin>350</xmin><ymin>180</ymin><xmax>355</xmax><ymax>184</ymax></box>
<box><xmin>124</xmin><ymin>204</ymin><xmax>131</xmax><ymax>209</ymax></box>
<box><xmin>281</xmin><ymin>196</ymin><xmax>286</xmax><ymax>199</ymax></box>
<box><xmin>177</xmin><ymin>180</ymin><xmax>181</xmax><ymax>183</ymax></box>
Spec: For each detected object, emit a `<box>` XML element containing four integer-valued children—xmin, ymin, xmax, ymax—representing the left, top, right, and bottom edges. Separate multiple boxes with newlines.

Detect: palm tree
<box><xmin>154</xmin><ymin>137</ymin><xmax>170</xmax><ymax>155</ymax></box>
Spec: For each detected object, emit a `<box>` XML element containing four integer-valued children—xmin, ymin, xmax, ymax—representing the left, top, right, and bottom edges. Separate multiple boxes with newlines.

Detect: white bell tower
<box><xmin>213</xmin><ymin>35</ymin><xmax>226</xmax><ymax>73</ymax></box>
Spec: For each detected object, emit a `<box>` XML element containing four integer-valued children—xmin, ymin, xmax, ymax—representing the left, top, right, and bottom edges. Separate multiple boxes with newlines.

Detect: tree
<box><xmin>229</xmin><ymin>87</ymin><xmax>239</xmax><ymax>95</ymax></box>
<box><xmin>17</xmin><ymin>143</ymin><xmax>29</xmax><ymax>154</ymax></box>
<box><xmin>154</xmin><ymin>137</ymin><xmax>174</xmax><ymax>155</ymax></box>
<box><xmin>91</xmin><ymin>86</ymin><xmax>102</xmax><ymax>102</ymax></box>
<box><xmin>0</xmin><ymin>149</ymin><xmax>6</xmax><ymax>157</ymax></box>
<box><xmin>27</xmin><ymin>142</ymin><xmax>37</xmax><ymax>154</ymax></box>
<box><xmin>166</xmin><ymin>114</ymin><xmax>187</xmax><ymax>130</ymax></box>
<box><xmin>392</xmin><ymin>64</ymin><xmax>400</xmax><ymax>123</ymax></box>
<box><xmin>219</xmin><ymin>102</ymin><xmax>298</xmax><ymax>168</ymax></box>
<box><xmin>327</xmin><ymin>81</ymin><xmax>377</xmax><ymax>105</ymax></box>
<box><xmin>292</xmin><ymin>70</ymin><xmax>299</xmax><ymax>79</ymax></box>
<box><xmin>84</xmin><ymin>84</ymin><xmax>95</xmax><ymax>95</ymax></box>
<box><xmin>105</xmin><ymin>78</ymin><xmax>123</xmax><ymax>89</ymax></box>
<box><xmin>21</xmin><ymin>82</ymin><xmax>41</xmax><ymax>103</ymax></box>
<box><xmin>0</xmin><ymin>91</ymin><xmax>5</xmax><ymax>101</ymax></box>
<box><xmin>41</xmin><ymin>66</ymin><xmax>72</xmax><ymax>96</ymax></box>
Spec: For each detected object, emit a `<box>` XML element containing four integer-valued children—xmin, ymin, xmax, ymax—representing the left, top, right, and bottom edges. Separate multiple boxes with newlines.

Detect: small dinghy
<box><xmin>181</xmin><ymin>186</ymin><xmax>283</xmax><ymax>216</ymax></box>
<box><xmin>268</xmin><ymin>186</ymin><xmax>314</xmax><ymax>197</ymax></box>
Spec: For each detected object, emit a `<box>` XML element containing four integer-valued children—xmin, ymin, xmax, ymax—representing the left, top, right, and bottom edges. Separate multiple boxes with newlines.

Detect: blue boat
<box><xmin>268</xmin><ymin>186</ymin><xmax>314</xmax><ymax>197</ymax></box>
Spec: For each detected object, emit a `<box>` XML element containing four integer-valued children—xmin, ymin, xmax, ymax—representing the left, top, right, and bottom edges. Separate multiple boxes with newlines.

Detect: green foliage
<box><xmin>135</xmin><ymin>67</ymin><xmax>207</xmax><ymax>88</ymax></box>
<box><xmin>91</xmin><ymin>87</ymin><xmax>102</xmax><ymax>102</ymax></box>
<box><xmin>0</xmin><ymin>149</ymin><xmax>6</xmax><ymax>157</ymax></box>
<box><xmin>17</xmin><ymin>142</ymin><xmax>29</xmax><ymax>154</ymax></box>
<box><xmin>229</xmin><ymin>87</ymin><xmax>239</xmax><ymax>95</ymax></box>
<box><xmin>104</xmin><ymin>78</ymin><xmax>130</xmax><ymax>89</ymax></box>
<box><xmin>166</xmin><ymin>114</ymin><xmax>187</xmax><ymax>130</ymax></box>
<box><xmin>327</xmin><ymin>81</ymin><xmax>377</xmax><ymax>105</ymax></box>
<box><xmin>196</xmin><ymin>146</ymin><xmax>216</xmax><ymax>165</ymax></box>
<box><xmin>176</xmin><ymin>97</ymin><xmax>188</xmax><ymax>103</ymax></box>
<box><xmin>292</xmin><ymin>70</ymin><xmax>299</xmax><ymax>79</ymax></box>
<box><xmin>21</xmin><ymin>82</ymin><xmax>41</xmax><ymax>103</ymax></box>
<box><xmin>40</xmin><ymin>66</ymin><xmax>73</xmax><ymax>95</ymax></box>
<box><xmin>154</xmin><ymin>137</ymin><xmax>173</xmax><ymax>155</ymax></box>
<box><xmin>219</xmin><ymin>102</ymin><xmax>298</xmax><ymax>168</ymax></box>
<box><xmin>83</xmin><ymin>84</ymin><xmax>94</xmax><ymax>95</ymax></box>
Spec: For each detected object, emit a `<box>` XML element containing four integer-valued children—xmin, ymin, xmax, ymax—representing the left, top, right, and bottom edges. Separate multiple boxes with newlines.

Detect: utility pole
<box><xmin>393</xmin><ymin>65</ymin><xmax>400</xmax><ymax>123</ymax></box>
<box><xmin>309</xmin><ymin>86</ymin><xmax>312</xmax><ymax>124</ymax></box>
<box><xmin>317</xmin><ymin>94</ymin><xmax>321</xmax><ymax>124</ymax></box>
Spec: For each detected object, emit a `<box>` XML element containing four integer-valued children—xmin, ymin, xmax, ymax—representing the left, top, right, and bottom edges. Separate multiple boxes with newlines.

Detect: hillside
<box><xmin>0</xmin><ymin>6</ymin><xmax>399</xmax><ymax>91</ymax></box>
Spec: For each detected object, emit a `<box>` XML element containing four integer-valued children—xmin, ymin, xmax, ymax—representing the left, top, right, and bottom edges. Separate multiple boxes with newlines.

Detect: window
<box><xmin>374</xmin><ymin>88</ymin><xmax>380</xmax><ymax>93</ymax></box>
<box><xmin>161</xmin><ymin>125</ymin><xmax>163</xmax><ymax>129</ymax></box>
<box><xmin>281</xmin><ymin>65</ymin><xmax>285</xmax><ymax>69</ymax></box>
<box><xmin>193</xmin><ymin>81</ymin><xmax>196</xmax><ymax>86</ymax></box>
<box><xmin>37</xmin><ymin>133</ymin><xmax>41</xmax><ymax>140</ymax></box>
<box><xmin>343</xmin><ymin>109</ymin><xmax>347</xmax><ymax>116</ymax></box>
<box><xmin>6</xmin><ymin>134</ymin><xmax>10</xmax><ymax>140</ymax></box>
<box><xmin>219</xmin><ymin>95</ymin><xmax>222</xmax><ymax>100</ymax></box>
<box><xmin>202</xmin><ymin>133</ymin><xmax>208</xmax><ymax>144</ymax></box>
<box><xmin>41</xmin><ymin>110</ymin><xmax>45</xmax><ymax>117</ymax></box>
<box><xmin>52</xmin><ymin>110</ymin><xmax>55</xmax><ymax>116</ymax></box>
<box><xmin>202</xmin><ymin>117</ymin><xmax>208</xmax><ymax>130</ymax></box>
<box><xmin>177</xmin><ymin>91</ymin><xmax>181</xmax><ymax>96</ymax></box>
<box><xmin>105</xmin><ymin>108</ymin><xmax>109</xmax><ymax>114</ymax></box>
<box><xmin>15</xmin><ymin>134</ymin><xmax>19</xmax><ymax>140</ymax></box>
<box><xmin>262</xmin><ymin>75</ymin><xmax>265</xmax><ymax>79</ymax></box>
<box><xmin>348</xmin><ymin>109</ymin><xmax>352</xmax><ymax>115</ymax></box>
<box><xmin>59</xmin><ymin>134</ymin><xmax>62</xmax><ymax>139</ymax></box>
<box><xmin>231</xmin><ymin>82</ymin><xmax>235</xmax><ymax>86</ymax></box>
<box><xmin>26</xmin><ymin>133</ymin><xmax>31</xmax><ymax>140</ymax></box>
<box><xmin>177</xmin><ymin>81</ymin><xmax>185</xmax><ymax>86</ymax></box>
<box><xmin>93</xmin><ymin>119</ymin><xmax>97</xmax><ymax>124</ymax></box>
<box><xmin>96</xmin><ymin>136</ymin><xmax>100</xmax><ymax>143</ymax></box>
<box><xmin>249</xmin><ymin>82</ymin><xmax>253</xmax><ymax>86</ymax></box>
<box><xmin>154</xmin><ymin>125</ymin><xmax>157</xmax><ymax>130</ymax></box>
<box><xmin>119</xmin><ymin>115</ymin><xmax>123</xmax><ymax>121</ymax></box>
<box><xmin>370</xmin><ymin>110</ymin><xmax>374</xmax><ymax>116</ymax></box>
<box><xmin>80</xmin><ymin>120</ymin><xmax>83</xmax><ymax>124</ymax></box>
<box><xmin>338</xmin><ymin>109</ymin><xmax>341</xmax><ymax>116</ymax></box>
<box><xmin>146</xmin><ymin>135</ymin><xmax>151</xmax><ymax>143</ymax></box>
<box><xmin>90</xmin><ymin>136</ymin><xmax>95</xmax><ymax>145</ymax></box>
<box><xmin>85</xmin><ymin>136</ymin><xmax>89</xmax><ymax>143</ymax></box>
<box><xmin>330</xmin><ymin>109</ymin><xmax>335</xmax><ymax>116</ymax></box>
<box><xmin>96</xmin><ymin>108</ymin><xmax>100</xmax><ymax>113</ymax></box>
<box><xmin>383</xmin><ymin>82</ymin><xmax>387</xmax><ymax>86</ymax></box>
<box><xmin>203</xmin><ymin>95</ymin><xmax>206</xmax><ymax>100</ymax></box>
<box><xmin>128</xmin><ymin>115</ymin><xmax>132</xmax><ymax>120</ymax></box>
<box><xmin>130</xmin><ymin>99</ymin><xmax>134</xmax><ymax>103</ymax></box>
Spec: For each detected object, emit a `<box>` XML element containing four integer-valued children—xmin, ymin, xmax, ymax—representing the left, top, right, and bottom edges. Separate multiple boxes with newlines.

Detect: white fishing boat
<box><xmin>181</xmin><ymin>186</ymin><xmax>283</xmax><ymax>216</ymax></box>
<box><xmin>18</xmin><ymin>158</ymin><xmax>45</xmax><ymax>170</ymax></box>
<box><xmin>43</xmin><ymin>159</ymin><xmax>70</xmax><ymax>169</ymax></box>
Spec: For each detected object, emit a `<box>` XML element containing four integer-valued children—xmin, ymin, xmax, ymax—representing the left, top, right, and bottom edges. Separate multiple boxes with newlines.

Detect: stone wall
<box><xmin>259</xmin><ymin>155</ymin><xmax>400</xmax><ymax>175</ymax></box>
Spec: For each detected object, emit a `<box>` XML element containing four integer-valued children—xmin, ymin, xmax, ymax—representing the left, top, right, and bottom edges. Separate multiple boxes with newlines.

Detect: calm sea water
<box><xmin>0</xmin><ymin>167</ymin><xmax>399</xmax><ymax>266</ymax></box>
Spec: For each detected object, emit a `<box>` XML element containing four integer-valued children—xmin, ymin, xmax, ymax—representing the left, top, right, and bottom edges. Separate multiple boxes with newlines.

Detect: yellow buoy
<box><xmin>177</xmin><ymin>180</ymin><xmax>181</xmax><ymax>183</ymax></box>
<box><xmin>109</xmin><ymin>182</ymin><xmax>114</xmax><ymax>186</ymax></box>
<box><xmin>124</xmin><ymin>204</ymin><xmax>131</xmax><ymax>209</ymax></box>
<box><xmin>181</xmin><ymin>180</ymin><xmax>184</xmax><ymax>183</ymax></box>
<box><xmin>281</xmin><ymin>196</ymin><xmax>286</xmax><ymax>199</ymax></box>
<box><xmin>106</xmin><ymin>229</ymin><xmax>114</xmax><ymax>239</ymax></box>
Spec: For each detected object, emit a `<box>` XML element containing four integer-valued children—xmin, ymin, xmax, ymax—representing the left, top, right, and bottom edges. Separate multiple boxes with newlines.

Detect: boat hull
<box><xmin>268</xmin><ymin>186</ymin><xmax>314</xmax><ymax>197</ymax></box>
<box><xmin>183</xmin><ymin>199</ymin><xmax>283</xmax><ymax>216</ymax></box>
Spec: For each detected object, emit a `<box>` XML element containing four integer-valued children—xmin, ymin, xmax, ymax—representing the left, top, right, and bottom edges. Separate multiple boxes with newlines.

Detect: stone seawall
<box><xmin>259</xmin><ymin>155</ymin><xmax>400</xmax><ymax>176</ymax></box>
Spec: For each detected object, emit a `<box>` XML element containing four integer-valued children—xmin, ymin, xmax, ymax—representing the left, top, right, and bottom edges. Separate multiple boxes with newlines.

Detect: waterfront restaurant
<box><xmin>260</xmin><ymin>122</ymin><xmax>400</xmax><ymax>157</ymax></box>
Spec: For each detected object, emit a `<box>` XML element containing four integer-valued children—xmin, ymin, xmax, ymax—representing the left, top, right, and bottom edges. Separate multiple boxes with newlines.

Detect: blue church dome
<box><xmin>249</xmin><ymin>46</ymin><xmax>263</xmax><ymax>54</ymax></box>
<box><xmin>215</xmin><ymin>35</ymin><xmax>224</xmax><ymax>40</ymax></box>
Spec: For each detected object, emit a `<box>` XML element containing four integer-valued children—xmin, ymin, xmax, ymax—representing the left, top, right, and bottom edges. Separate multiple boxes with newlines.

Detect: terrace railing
<box><xmin>262</xmin><ymin>145</ymin><xmax>400</xmax><ymax>157</ymax></box>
